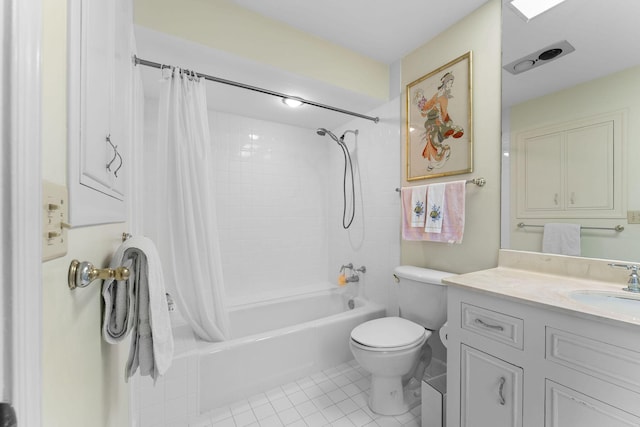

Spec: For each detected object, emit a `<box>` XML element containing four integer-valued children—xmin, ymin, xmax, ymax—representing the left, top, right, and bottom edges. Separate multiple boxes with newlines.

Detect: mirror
<box><xmin>501</xmin><ymin>0</ymin><xmax>640</xmax><ymax>261</ymax></box>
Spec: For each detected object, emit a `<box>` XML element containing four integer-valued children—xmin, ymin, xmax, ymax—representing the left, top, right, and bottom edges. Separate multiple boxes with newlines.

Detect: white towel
<box><xmin>102</xmin><ymin>236</ymin><xmax>174</xmax><ymax>382</ymax></box>
<box><xmin>542</xmin><ymin>223</ymin><xmax>581</xmax><ymax>256</ymax></box>
<box><xmin>410</xmin><ymin>185</ymin><xmax>428</xmax><ymax>227</ymax></box>
<box><xmin>424</xmin><ymin>183</ymin><xmax>446</xmax><ymax>233</ymax></box>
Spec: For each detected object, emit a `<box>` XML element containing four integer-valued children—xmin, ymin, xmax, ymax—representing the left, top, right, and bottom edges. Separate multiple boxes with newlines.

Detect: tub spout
<box><xmin>346</xmin><ymin>274</ymin><xmax>360</xmax><ymax>283</ymax></box>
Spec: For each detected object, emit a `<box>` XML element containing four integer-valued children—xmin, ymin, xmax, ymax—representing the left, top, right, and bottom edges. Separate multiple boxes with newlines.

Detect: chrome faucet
<box><xmin>608</xmin><ymin>263</ymin><xmax>640</xmax><ymax>293</ymax></box>
<box><xmin>340</xmin><ymin>263</ymin><xmax>367</xmax><ymax>283</ymax></box>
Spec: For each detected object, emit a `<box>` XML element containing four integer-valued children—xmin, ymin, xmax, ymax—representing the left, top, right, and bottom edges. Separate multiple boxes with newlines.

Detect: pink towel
<box><xmin>401</xmin><ymin>181</ymin><xmax>466</xmax><ymax>243</ymax></box>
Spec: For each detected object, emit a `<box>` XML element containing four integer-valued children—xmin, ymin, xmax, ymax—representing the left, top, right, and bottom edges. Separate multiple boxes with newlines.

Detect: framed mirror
<box><xmin>501</xmin><ymin>0</ymin><xmax>640</xmax><ymax>260</ymax></box>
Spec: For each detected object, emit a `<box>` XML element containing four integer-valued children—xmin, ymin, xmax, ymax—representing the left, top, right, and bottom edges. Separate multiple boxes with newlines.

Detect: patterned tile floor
<box><xmin>188</xmin><ymin>360</ymin><xmax>421</xmax><ymax>427</ymax></box>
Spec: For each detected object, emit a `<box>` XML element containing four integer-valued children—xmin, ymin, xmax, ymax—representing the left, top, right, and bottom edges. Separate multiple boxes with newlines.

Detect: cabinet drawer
<box><xmin>546</xmin><ymin>327</ymin><xmax>640</xmax><ymax>394</ymax></box>
<box><xmin>461</xmin><ymin>303</ymin><xmax>524</xmax><ymax>350</ymax></box>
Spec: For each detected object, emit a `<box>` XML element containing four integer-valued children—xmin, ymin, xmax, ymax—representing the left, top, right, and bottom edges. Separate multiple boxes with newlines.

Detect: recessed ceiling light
<box><xmin>282</xmin><ymin>97</ymin><xmax>303</xmax><ymax>108</ymax></box>
<box><xmin>510</xmin><ymin>0</ymin><xmax>566</xmax><ymax>21</ymax></box>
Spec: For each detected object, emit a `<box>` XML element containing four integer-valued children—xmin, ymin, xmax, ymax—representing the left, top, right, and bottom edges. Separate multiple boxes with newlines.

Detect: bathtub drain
<box><xmin>348</xmin><ymin>299</ymin><xmax>355</xmax><ymax>310</ymax></box>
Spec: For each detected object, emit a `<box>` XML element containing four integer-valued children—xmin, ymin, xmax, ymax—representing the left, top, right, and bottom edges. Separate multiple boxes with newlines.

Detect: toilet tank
<box><xmin>393</xmin><ymin>265</ymin><xmax>452</xmax><ymax>330</ymax></box>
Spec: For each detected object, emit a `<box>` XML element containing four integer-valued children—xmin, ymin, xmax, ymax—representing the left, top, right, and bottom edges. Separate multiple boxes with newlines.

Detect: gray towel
<box><xmin>102</xmin><ymin>237</ymin><xmax>173</xmax><ymax>382</ymax></box>
<box><xmin>102</xmin><ymin>258</ymin><xmax>134</xmax><ymax>342</ymax></box>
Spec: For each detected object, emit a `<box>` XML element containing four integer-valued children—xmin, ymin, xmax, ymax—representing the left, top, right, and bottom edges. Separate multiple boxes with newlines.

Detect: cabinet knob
<box><xmin>554</xmin><ymin>193</ymin><xmax>558</xmax><ymax>205</ymax></box>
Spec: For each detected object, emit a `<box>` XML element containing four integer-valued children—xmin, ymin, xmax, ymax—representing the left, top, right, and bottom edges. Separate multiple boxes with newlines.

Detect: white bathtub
<box><xmin>194</xmin><ymin>289</ymin><xmax>385</xmax><ymax>413</ymax></box>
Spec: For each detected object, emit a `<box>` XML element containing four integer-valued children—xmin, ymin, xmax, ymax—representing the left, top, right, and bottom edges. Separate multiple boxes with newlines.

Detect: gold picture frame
<box><xmin>406</xmin><ymin>51</ymin><xmax>473</xmax><ymax>181</ymax></box>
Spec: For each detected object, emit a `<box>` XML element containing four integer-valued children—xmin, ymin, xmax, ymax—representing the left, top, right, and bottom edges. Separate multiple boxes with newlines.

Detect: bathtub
<box><xmin>193</xmin><ymin>288</ymin><xmax>385</xmax><ymax>413</ymax></box>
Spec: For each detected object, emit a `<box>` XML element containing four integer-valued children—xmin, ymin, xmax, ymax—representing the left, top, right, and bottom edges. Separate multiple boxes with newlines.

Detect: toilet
<box><xmin>350</xmin><ymin>265</ymin><xmax>451</xmax><ymax>416</ymax></box>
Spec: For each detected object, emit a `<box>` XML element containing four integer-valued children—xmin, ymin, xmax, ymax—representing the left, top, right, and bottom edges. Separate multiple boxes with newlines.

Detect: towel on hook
<box><xmin>410</xmin><ymin>185</ymin><xmax>428</xmax><ymax>227</ymax></box>
<box><xmin>401</xmin><ymin>180</ymin><xmax>466</xmax><ymax>243</ymax></box>
<box><xmin>102</xmin><ymin>236</ymin><xmax>174</xmax><ymax>382</ymax></box>
<box><xmin>424</xmin><ymin>183</ymin><xmax>446</xmax><ymax>233</ymax></box>
<box><xmin>542</xmin><ymin>223</ymin><xmax>581</xmax><ymax>256</ymax></box>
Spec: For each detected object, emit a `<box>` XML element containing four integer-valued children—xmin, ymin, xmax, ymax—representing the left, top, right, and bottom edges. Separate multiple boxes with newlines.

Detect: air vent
<box><xmin>503</xmin><ymin>40</ymin><xmax>575</xmax><ymax>75</ymax></box>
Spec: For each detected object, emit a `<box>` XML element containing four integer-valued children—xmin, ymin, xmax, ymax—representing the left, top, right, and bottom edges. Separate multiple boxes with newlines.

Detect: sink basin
<box><xmin>569</xmin><ymin>290</ymin><xmax>640</xmax><ymax>318</ymax></box>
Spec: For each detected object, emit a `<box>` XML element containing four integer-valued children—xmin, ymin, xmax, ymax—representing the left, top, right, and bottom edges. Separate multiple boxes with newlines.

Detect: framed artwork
<box><xmin>406</xmin><ymin>51</ymin><xmax>473</xmax><ymax>181</ymax></box>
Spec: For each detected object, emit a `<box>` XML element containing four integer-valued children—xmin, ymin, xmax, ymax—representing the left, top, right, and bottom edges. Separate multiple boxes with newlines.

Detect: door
<box><xmin>460</xmin><ymin>344</ymin><xmax>523</xmax><ymax>427</ymax></box>
<box><xmin>545</xmin><ymin>381</ymin><xmax>640</xmax><ymax>427</ymax></box>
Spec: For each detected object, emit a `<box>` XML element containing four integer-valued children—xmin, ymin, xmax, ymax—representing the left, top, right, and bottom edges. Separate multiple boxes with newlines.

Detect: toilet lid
<box><xmin>351</xmin><ymin>317</ymin><xmax>426</xmax><ymax>349</ymax></box>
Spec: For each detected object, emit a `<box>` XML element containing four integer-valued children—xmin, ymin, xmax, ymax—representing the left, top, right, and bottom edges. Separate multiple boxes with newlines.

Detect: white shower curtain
<box><xmin>155</xmin><ymin>68</ymin><xmax>229</xmax><ymax>342</ymax></box>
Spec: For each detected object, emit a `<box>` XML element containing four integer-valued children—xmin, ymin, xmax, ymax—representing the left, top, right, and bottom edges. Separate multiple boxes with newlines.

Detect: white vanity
<box><xmin>444</xmin><ymin>250</ymin><xmax>640</xmax><ymax>427</ymax></box>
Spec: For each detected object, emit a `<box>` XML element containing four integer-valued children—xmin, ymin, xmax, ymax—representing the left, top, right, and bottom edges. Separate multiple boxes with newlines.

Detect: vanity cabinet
<box><xmin>68</xmin><ymin>0</ymin><xmax>134</xmax><ymax>226</ymax></box>
<box><xmin>446</xmin><ymin>286</ymin><xmax>640</xmax><ymax>427</ymax></box>
<box><xmin>514</xmin><ymin>111</ymin><xmax>625</xmax><ymax>219</ymax></box>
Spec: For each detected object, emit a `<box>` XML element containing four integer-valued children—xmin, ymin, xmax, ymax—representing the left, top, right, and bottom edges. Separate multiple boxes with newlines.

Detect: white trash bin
<box><xmin>421</xmin><ymin>371</ymin><xmax>446</xmax><ymax>427</ymax></box>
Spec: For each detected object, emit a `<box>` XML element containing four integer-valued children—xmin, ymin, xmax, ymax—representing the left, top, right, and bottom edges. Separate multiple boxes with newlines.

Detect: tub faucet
<box><xmin>343</xmin><ymin>264</ymin><xmax>366</xmax><ymax>282</ymax></box>
<box><xmin>608</xmin><ymin>263</ymin><xmax>640</xmax><ymax>293</ymax></box>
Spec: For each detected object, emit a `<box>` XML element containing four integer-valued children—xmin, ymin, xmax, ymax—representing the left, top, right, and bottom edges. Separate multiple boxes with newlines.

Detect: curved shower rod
<box><xmin>133</xmin><ymin>55</ymin><xmax>380</xmax><ymax>124</ymax></box>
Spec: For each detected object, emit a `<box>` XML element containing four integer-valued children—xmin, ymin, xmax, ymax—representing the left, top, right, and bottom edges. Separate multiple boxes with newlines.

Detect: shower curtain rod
<box><xmin>133</xmin><ymin>55</ymin><xmax>380</xmax><ymax>124</ymax></box>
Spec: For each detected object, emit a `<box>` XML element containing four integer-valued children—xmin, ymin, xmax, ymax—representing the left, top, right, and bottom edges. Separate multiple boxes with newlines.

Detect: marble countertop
<box><xmin>443</xmin><ymin>250</ymin><xmax>640</xmax><ymax>327</ymax></box>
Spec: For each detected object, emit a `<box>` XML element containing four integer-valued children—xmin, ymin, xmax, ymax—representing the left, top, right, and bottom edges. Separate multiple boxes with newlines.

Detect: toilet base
<box><xmin>368</xmin><ymin>375</ymin><xmax>422</xmax><ymax>416</ymax></box>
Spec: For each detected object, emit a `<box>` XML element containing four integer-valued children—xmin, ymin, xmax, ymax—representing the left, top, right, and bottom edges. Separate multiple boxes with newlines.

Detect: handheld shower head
<box><xmin>316</xmin><ymin>128</ymin><xmax>341</xmax><ymax>144</ymax></box>
<box><xmin>315</xmin><ymin>126</ymin><xmax>357</xmax><ymax>229</ymax></box>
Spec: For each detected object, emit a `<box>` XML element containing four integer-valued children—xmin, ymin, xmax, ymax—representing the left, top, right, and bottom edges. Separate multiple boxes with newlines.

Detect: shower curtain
<box><xmin>155</xmin><ymin>68</ymin><xmax>229</xmax><ymax>342</ymax></box>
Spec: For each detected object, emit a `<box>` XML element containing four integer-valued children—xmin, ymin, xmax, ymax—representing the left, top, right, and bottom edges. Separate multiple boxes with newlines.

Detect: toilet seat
<box><xmin>350</xmin><ymin>317</ymin><xmax>430</xmax><ymax>352</ymax></box>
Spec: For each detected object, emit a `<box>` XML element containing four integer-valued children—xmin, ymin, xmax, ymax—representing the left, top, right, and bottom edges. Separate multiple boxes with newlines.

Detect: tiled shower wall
<box><xmin>209</xmin><ymin>112</ymin><xmax>331</xmax><ymax>302</ymax></box>
<box><xmin>143</xmin><ymin>97</ymin><xmax>401</xmax><ymax>308</ymax></box>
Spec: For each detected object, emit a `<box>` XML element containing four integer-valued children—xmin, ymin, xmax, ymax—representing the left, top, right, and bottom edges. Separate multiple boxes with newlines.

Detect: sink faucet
<box><xmin>608</xmin><ymin>263</ymin><xmax>640</xmax><ymax>293</ymax></box>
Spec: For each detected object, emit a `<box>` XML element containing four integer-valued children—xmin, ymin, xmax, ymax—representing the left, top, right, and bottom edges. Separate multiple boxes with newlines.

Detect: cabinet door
<box><xmin>565</xmin><ymin>121</ymin><xmax>613</xmax><ymax>211</ymax></box>
<box><xmin>79</xmin><ymin>0</ymin><xmax>118</xmax><ymax>196</ymax></box>
<box><xmin>68</xmin><ymin>0</ymin><xmax>131</xmax><ymax>226</ymax></box>
<box><xmin>521</xmin><ymin>133</ymin><xmax>563</xmax><ymax>211</ymax></box>
<box><xmin>545</xmin><ymin>381</ymin><xmax>640</xmax><ymax>427</ymax></box>
<box><xmin>460</xmin><ymin>345</ymin><xmax>523</xmax><ymax>427</ymax></box>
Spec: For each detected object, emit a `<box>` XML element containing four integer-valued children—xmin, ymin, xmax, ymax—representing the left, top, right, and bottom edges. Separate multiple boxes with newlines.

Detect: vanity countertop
<box><xmin>442</xmin><ymin>250</ymin><xmax>640</xmax><ymax>327</ymax></box>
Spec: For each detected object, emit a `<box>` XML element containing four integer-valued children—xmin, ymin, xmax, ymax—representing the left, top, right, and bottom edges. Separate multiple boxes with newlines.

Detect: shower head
<box><xmin>316</xmin><ymin>128</ymin><xmax>341</xmax><ymax>144</ymax></box>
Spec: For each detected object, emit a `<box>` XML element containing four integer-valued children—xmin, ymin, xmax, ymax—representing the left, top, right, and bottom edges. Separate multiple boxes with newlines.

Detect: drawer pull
<box><xmin>474</xmin><ymin>318</ymin><xmax>504</xmax><ymax>331</ymax></box>
<box><xmin>498</xmin><ymin>376</ymin><xmax>506</xmax><ymax>405</ymax></box>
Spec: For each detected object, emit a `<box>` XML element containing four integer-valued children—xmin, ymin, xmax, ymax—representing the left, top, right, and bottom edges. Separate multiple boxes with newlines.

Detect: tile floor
<box><xmin>187</xmin><ymin>360</ymin><xmax>422</xmax><ymax>427</ymax></box>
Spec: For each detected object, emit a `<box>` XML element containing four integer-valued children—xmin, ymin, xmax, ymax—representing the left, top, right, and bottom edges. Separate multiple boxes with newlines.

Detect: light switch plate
<box><xmin>627</xmin><ymin>211</ymin><xmax>640</xmax><ymax>224</ymax></box>
<box><xmin>42</xmin><ymin>180</ymin><xmax>68</xmax><ymax>261</ymax></box>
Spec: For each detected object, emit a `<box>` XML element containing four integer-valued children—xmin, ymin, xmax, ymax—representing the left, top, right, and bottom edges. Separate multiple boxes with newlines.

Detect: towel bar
<box><xmin>517</xmin><ymin>223</ymin><xmax>624</xmax><ymax>232</ymax></box>
<box><xmin>68</xmin><ymin>259</ymin><xmax>130</xmax><ymax>290</ymax></box>
<box><xmin>395</xmin><ymin>177</ymin><xmax>486</xmax><ymax>193</ymax></box>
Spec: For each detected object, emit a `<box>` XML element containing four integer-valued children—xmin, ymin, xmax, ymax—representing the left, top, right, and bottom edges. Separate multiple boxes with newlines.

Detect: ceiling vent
<box><xmin>503</xmin><ymin>40</ymin><xmax>575</xmax><ymax>75</ymax></box>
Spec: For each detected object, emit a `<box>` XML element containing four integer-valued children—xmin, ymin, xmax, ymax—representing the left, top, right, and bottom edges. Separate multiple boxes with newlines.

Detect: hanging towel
<box><xmin>102</xmin><ymin>236</ymin><xmax>174</xmax><ymax>382</ymax></box>
<box><xmin>410</xmin><ymin>185</ymin><xmax>428</xmax><ymax>227</ymax></box>
<box><xmin>102</xmin><ymin>257</ymin><xmax>134</xmax><ymax>343</ymax></box>
<box><xmin>542</xmin><ymin>223</ymin><xmax>581</xmax><ymax>256</ymax></box>
<box><xmin>424</xmin><ymin>183</ymin><xmax>446</xmax><ymax>233</ymax></box>
<box><xmin>402</xmin><ymin>180</ymin><xmax>466</xmax><ymax>243</ymax></box>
